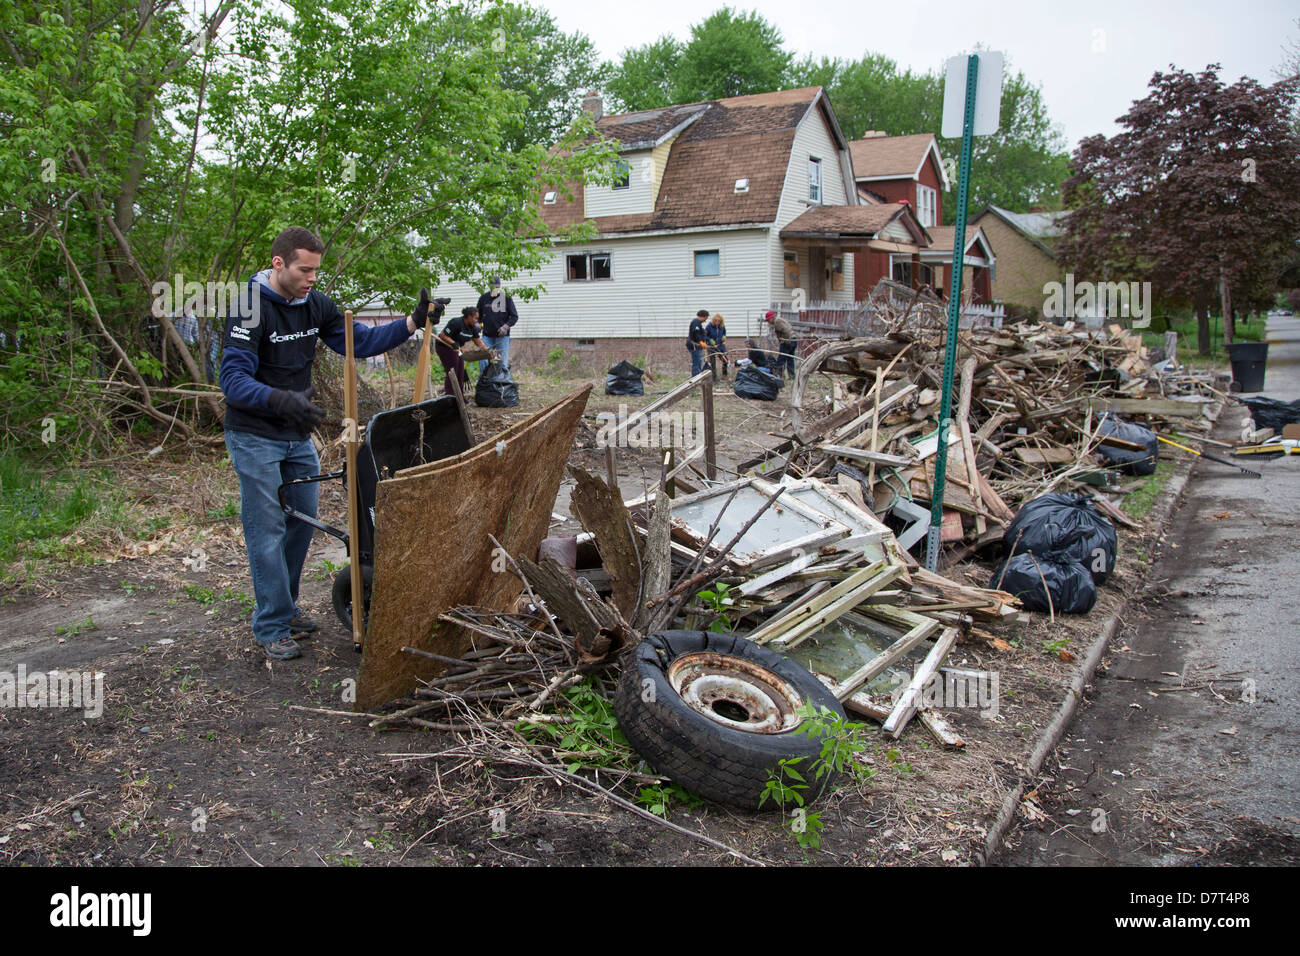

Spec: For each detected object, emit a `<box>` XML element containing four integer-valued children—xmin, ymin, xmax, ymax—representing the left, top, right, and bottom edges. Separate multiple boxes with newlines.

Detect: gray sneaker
<box><xmin>262</xmin><ymin>637</ymin><xmax>302</xmax><ymax>660</ymax></box>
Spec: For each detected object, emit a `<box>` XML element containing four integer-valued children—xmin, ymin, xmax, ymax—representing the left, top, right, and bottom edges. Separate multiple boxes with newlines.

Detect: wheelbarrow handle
<box><xmin>278</xmin><ymin>471</ymin><xmax>353</xmax><ymax>543</ymax></box>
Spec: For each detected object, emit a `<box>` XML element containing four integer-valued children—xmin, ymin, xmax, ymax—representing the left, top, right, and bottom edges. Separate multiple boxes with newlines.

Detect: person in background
<box><xmin>436</xmin><ymin>306</ymin><xmax>489</xmax><ymax>397</ymax></box>
<box><xmin>705</xmin><ymin>313</ymin><xmax>729</xmax><ymax>379</ymax></box>
<box><xmin>686</xmin><ymin>309</ymin><xmax>709</xmax><ymax>377</ymax></box>
<box><xmin>764</xmin><ymin>310</ymin><xmax>798</xmax><ymax>380</ymax></box>
<box><xmin>476</xmin><ymin>276</ymin><xmax>517</xmax><ymax>374</ymax></box>
<box><xmin>220</xmin><ymin>226</ymin><xmax>441</xmax><ymax>660</ymax></box>
<box><xmin>745</xmin><ymin>337</ymin><xmax>768</xmax><ymax>370</ymax></box>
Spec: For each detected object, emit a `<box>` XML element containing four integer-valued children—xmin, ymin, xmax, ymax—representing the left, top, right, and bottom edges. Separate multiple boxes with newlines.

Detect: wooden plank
<box><xmin>818</xmin><ymin>445</ymin><xmax>914</xmax><ymax>468</ymax></box>
<box><xmin>747</xmin><ymin>560</ymin><xmax>893</xmax><ymax>645</ymax></box>
<box><xmin>701</xmin><ymin>375</ymin><xmax>717</xmax><ymax>481</ymax></box>
<box><xmin>1012</xmin><ymin>446</ymin><xmax>1076</xmax><ymax>464</ymax></box>
<box><xmin>608</xmin><ymin>371</ymin><xmax>711</xmax><ymax>445</ymax></box>
<box><xmin>882</xmin><ymin>626</ymin><xmax>960</xmax><ymax>737</ymax></box>
<box><xmin>343</xmin><ymin>310</ymin><xmax>364</xmax><ymax>650</ymax></box>
<box><xmin>769</xmin><ymin>564</ymin><xmax>906</xmax><ymax>650</ymax></box>
<box><xmin>355</xmin><ymin>386</ymin><xmax>591</xmax><ymax>711</ymax></box>
<box><xmin>918</xmin><ymin>710</ymin><xmax>965</xmax><ymax>748</ymax></box>
<box><xmin>568</xmin><ymin>465</ymin><xmax>641</xmax><ymax>620</ymax></box>
<box><xmin>1090</xmin><ymin>397</ymin><xmax>1206</xmax><ymax>418</ymax></box>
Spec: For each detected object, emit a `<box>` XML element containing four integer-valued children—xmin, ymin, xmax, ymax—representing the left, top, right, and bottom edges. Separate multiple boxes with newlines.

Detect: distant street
<box><xmin>1002</xmin><ymin>316</ymin><xmax>1300</xmax><ymax>865</ymax></box>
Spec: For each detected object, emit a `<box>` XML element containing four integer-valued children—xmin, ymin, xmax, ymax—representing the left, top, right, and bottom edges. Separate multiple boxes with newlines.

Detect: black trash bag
<box><xmin>733</xmin><ymin>364</ymin><xmax>782</xmax><ymax>401</ymax></box>
<box><xmin>1096</xmin><ymin>412</ymin><xmax>1158</xmax><ymax>476</ymax></box>
<box><xmin>1003</xmin><ymin>493</ymin><xmax>1117</xmax><ymax>584</ymax></box>
<box><xmin>605</xmin><ymin>360</ymin><xmax>645</xmax><ymax>397</ymax></box>
<box><xmin>991</xmin><ymin>552</ymin><xmax>1097</xmax><ymax>614</ymax></box>
<box><xmin>1239</xmin><ymin>396</ymin><xmax>1300</xmax><ymax>432</ymax></box>
<box><xmin>474</xmin><ymin>361</ymin><xmax>519</xmax><ymax>408</ymax></box>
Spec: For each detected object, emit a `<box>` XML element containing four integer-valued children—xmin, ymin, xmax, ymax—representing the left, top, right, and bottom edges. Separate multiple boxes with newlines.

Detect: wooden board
<box><xmin>354</xmin><ymin>386</ymin><xmax>591</xmax><ymax>711</ymax></box>
<box><xmin>1012</xmin><ymin>446</ymin><xmax>1076</xmax><ymax>465</ymax></box>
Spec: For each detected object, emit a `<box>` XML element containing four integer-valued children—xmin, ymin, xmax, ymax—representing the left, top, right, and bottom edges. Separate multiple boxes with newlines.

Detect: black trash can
<box><xmin>1227</xmin><ymin>342</ymin><xmax>1268</xmax><ymax>393</ymax></box>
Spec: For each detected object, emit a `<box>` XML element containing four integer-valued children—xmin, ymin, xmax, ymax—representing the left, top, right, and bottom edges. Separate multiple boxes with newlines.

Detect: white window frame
<box><xmin>808</xmin><ymin>157</ymin><xmax>822</xmax><ymax>204</ymax></box>
<box><xmin>693</xmin><ymin>248</ymin><xmax>722</xmax><ymax>278</ymax></box>
<box><xmin>917</xmin><ymin>185</ymin><xmax>937</xmax><ymax>227</ymax></box>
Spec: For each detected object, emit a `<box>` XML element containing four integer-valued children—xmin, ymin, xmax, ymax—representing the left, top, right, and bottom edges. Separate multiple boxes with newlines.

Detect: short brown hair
<box><xmin>271</xmin><ymin>227</ymin><xmax>324</xmax><ymax>266</ymax></box>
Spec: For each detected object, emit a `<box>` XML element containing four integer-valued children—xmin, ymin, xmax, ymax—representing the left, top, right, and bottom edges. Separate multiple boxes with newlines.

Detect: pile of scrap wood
<box><xmin>741</xmin><ymin>314</ymin><xmax>1221</xmax><ymax>556</ymax></box>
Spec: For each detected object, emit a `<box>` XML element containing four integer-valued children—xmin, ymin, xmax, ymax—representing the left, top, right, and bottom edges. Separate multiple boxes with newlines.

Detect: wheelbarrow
<box><xmin>277</xmin><ymin>396</ymin><xmax>473</xmax><ymax>648</ymax></box>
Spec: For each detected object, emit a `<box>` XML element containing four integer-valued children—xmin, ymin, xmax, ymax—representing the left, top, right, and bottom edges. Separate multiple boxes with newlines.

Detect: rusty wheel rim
<box><xmin>667</xmin><ymin>651</ymin><xmax>805</xmax><ymax>734</ymax></box>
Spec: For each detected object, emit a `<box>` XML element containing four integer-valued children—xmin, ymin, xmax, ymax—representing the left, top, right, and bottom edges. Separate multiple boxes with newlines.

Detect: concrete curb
<box><xmin>978</xmin><ymin>420</ymin><xmax>1208</xmax><ymax>865</ymax></box>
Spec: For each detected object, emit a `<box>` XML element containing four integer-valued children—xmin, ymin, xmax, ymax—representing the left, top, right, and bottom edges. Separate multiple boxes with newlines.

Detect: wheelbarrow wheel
<box><xmin>331</xmin><ymin>564</ymin><xmax>373</xmax><ymax>642</ymax></box>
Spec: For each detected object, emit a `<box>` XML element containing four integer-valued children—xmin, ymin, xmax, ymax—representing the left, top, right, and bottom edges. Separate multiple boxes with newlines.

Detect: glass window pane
<box><xmin>591</xmin><ymin>254</ymin><xmax>612</xmax><ymax>279</ymax></box>
<box><xmin>567</xmin><ymin>255</ymin><xmax>587</xmax><ymax>280</ymax></box>
<box><xmin>694</xmin><ymin>250</ymin><xmax>720</xmax><ymax>277</ymax></box>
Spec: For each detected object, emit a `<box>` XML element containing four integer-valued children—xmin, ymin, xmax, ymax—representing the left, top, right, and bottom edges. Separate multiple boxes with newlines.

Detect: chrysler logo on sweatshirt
<box><xmin>268</xmin><ymin>327</ymin><xmax>320</xmax><ymax>344</ymax></box>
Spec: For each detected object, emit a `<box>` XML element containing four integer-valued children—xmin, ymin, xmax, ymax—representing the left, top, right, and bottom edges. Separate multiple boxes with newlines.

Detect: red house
<box><xmin>848</xmin><ymin>132</ymin><xmax>993</xmax><ymax>305</ymax></box>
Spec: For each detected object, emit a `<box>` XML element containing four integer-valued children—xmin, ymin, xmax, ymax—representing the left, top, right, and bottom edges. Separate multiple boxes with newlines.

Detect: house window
<box><xmin>694</xmin><ymin>250</ymin><xmax>721</xmax><ymax>277</ymax></box>
<box><xmin>566</xmin><ymin>253</ymin><xmax>612</xmax><ymax>281</ymax></box>
<box><xmin>917</xmin><ymin>185</ymin><xmax>937</xmax><ymax>227</ymax></box>
<box><xmin>543</xmin><ymin>191</ymin><xmax>558</xmax><ymax>205</ymax></box>
<box><xmin>808</xmin><ymin>157</ymin><xmax>822</xmax><ymax>203</ymax></box>
<box><xmin>784</xmin><ymin>251</ymin><xmax>800</xmax><ymax>288</ymax></box>
<box><xmin>612</xmin><ymin>161</ymin><xmax>630</xmax><ymax>191</ymax></box>
<box><xmin>892</xmin><ymin>259</ymin><xmax>913</xmax><ymax>286</ymax></box>
<box><xmin>575</xmin><ymin>338</ymin><xmax>596</xmax><ymax>349</ymax></box>
<box><xmin>830</xmin><ymin>256</ymin><xmax>844</xmax><ymax>292</ymax></box>
<box><xmin>734</xmin><ymin>178</ymin><xmax>750</xmax><ymax>193</ymax></box>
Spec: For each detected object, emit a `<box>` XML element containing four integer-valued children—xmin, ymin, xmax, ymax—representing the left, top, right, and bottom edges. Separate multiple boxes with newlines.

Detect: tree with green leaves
<box><xmin>605</xmin><ymin>36</ymin><xmax>684</xmax><ymax>113</ymax></box>
<box><xmin>672</xmin><ymin>7</ymin><xmax>792</xmax><ymax>103</ymax></box>
<box><xmin>605</xmin><ymin>7</ymin><xmax>791</xmax><ymax>111</ymax></box>
<box><xmin>0</xmin><ymin>0</ymin><xmax>613</xmax><ymax>449</ymax></box>
<box><xmin>1059</xmin><ymin>65</ymin><xmax>1300</xmax><ymax>354</ymax></box>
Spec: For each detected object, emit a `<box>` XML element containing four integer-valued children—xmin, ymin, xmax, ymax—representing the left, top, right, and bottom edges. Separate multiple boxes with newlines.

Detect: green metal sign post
<box><xmin>924</xmin><ymin>54</ymin><xmax>981</xmax><ymax>572</ymax></box>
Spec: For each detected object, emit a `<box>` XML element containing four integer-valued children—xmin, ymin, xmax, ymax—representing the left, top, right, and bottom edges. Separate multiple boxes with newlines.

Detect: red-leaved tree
<box><xmin>1059</xmin><ymin>65</ymin><xmax>1300</xmax><ymax>353</ymax></box>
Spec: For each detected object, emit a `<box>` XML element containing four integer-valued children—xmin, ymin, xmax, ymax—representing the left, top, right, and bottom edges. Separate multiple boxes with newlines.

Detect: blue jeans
<box><xmin>224</xmin><ymin>429</ymin><xmax>320</xmax><ymax>645</ymax></box>
<box><xmin>480</xmin><ymin>334</ymin><xmax>510</xmax><ymax>374</ymax></box>
<box><xmin>688</xmin><ymin>343</ymin><xmax>704</xmax><ymax>377</ymax></box>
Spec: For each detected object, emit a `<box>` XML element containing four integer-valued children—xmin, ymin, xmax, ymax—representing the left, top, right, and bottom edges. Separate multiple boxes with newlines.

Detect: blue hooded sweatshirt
<box><xmin>220</xmin><ymin>270</ymin><xmax>412</xmax><ymax>440</ymax></box>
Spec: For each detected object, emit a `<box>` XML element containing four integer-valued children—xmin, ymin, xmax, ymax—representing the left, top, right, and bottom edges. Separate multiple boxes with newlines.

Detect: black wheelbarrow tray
<box><xmin>277</xmin><ymin>396</ymin><xmax>472</xmax><ymax>641</ymax></box>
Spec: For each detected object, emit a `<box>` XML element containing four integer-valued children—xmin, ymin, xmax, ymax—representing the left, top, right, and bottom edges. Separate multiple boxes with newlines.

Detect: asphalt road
<box><xmin>1002</xmin><ymin>316</ymin><xmax>1300</xmax><ymax>865</ymax></box>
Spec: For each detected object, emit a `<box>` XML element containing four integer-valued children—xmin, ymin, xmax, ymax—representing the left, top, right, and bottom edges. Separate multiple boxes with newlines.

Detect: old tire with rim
<box><xmin>330</xmin><ymin>564</ymin><xmax>373</xmax><ymax>634</ymax></box>
<box><xmin>614</xmin><ymin>630</ymin><xmax>845</xmax><ymax>810</ymax></box>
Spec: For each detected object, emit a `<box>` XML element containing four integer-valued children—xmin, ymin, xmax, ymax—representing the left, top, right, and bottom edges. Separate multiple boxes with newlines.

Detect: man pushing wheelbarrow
<box><xmin>219</xmin><ymin>226</ymin><xmax>449</xmax><ymax>661</ymax></box>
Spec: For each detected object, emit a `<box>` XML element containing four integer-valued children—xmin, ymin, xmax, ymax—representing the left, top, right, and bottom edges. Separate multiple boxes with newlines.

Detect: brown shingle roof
<box><xmin>780</xmin><ymin>203</ymin><xmax>917</xmax><ymax>240</ymax></box>
<box><xmin>849</xmin><ymin>133</ymin><xmax>936</xmax><ymax>181</ymax></box>
<box><xmin>541</xmin><ymin>88</ymin><xmax>823</xmax><ymax>235</ymax></box>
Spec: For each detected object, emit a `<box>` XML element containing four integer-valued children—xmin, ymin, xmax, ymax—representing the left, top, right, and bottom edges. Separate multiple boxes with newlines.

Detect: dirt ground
<box><xmin>0</xmin><ymin>362</ymin><xmax>1171</xmax><ymax>866</ymax></box>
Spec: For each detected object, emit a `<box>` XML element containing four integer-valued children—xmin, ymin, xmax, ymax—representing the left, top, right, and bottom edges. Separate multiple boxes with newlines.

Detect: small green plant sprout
<box><xmin>56</xmin><ymin>616</ymin><xmax>97</xmax><ymax>637</ymax></box>
<box><xmin>696</xmin><ymin>582</ymin><xmax>736</xmax><ymax>633</ymax></box>
<box><xmin>760</xmin><ymin>703</ymin><xmax>874</xmax><ymax>852</ymax></box>
<box><xmin>1041</xmin><ymin>636</ymin><xmax>1070</xmax><ymax>656</ymax></box>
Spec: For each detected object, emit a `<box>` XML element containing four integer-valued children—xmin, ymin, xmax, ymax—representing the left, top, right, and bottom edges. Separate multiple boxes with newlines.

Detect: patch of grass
<box><xmin>1123</xmin><ymin>459</ymin><xmax>1175</xmax><ymax>521</ymax></box>
<box><xmin>1141</xmin><ymin>312</ymin><xmax>1263</xmax><ymax>368</ymax></box>
<box><xmin>183</xmin><ymin>583</ymin><xmax>218</xmax><ymax>606</ymax></box>
<box><xmin>55</xmin><ymin>615</ymin><xmax>97</xmax><ymax>637</ymax></box>
<box><xmin>0</xmin><ymin>452</ymin><xmax>102</xmax><ymax>565</ymax></box>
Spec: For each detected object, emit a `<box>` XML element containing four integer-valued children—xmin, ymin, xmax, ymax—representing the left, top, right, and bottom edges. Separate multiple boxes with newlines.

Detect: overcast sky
<box><xmin>537</xmin><ymin>0</ymin><xmax>1299</xmax><ymax>149</ymax></box>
